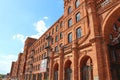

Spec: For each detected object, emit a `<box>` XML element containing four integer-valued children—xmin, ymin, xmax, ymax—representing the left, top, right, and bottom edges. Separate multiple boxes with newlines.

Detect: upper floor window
<box><xmin>68</xmin><ymin>6</ymin><xmax>72</xmax><ymax>14</ymax></box>
<box><xmin>55</xmin><ymin>46</ymin><xmax>59</xmax><ymax>52</ymax></box>
<box><xmin>60</xmin><ymin>32</ymin><xmax>63</xmax><ymax>39</ymax></box>
<box><xmin>76</xmin><ymin>27</ymin><xmax>82</xmax><ymax>39</ymax></box>
<box><xmin>60</xmin><ymin>21</ymin><xmax>63</xmax><ymax>28</ymax></box>
<box><xmin>59</xmin><ymin>43</ymin><xmax>63</xmax><ymax>47</ymax></box>
<box><xmin>68</xmin><ymin>18</ymin><xmax>72</xmax><ymax>27</ymax></box>
<box><xmin>75</xmin><ymin>0</ymin><xmax>80</xmax><ymax>8</ymax></box>
<box><xmin>68</xmin><ymin>32</ymin><xmax>72</xmax><ymax>43</ymax></box>
<box><xmin>52</xmin><ymin>29</ymin><xmax>54</xmax><ymax>34</ymax></box>
<box><xmin>76</xmin><ymin>12</ymin><xmax>80</xmax><ymax>22</ymax></box>
<box><xmin>55</xmin><ymin>35</ymin><xmax>58</xmax><ymax>42</ymax></box>
<box><xmin>52</xmin><ymin>38</ymin><xmax>54</xmax><ymax>44</ymax></box>
<box><xmin>56</xmin><ymin>25</ymin><xmax>58</xmax><ymax>32</ymax></box>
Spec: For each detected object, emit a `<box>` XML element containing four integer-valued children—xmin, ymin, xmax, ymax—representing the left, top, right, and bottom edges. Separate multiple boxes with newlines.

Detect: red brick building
<box><xmin>10</xmin><ymin>0</ymin><xmax>120</xmax><ymax>80</ymax></box>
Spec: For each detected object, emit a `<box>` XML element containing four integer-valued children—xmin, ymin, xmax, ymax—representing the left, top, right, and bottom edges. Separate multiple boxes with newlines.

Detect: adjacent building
<box><xmin>10</xmin><ymin>0</ymin><xmax>120</xmax><ymax>80</ymax></box>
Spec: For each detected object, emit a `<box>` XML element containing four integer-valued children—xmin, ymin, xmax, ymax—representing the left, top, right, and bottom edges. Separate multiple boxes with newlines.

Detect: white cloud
<box><xmin>43</xmin><ymin>16</ymin><xmax>48</xmax><ymax>20</ymax></box>
<box><xmin>0</xmin><ymin>54</ymin><xmax>17</xmax><ymax>74</ymax></box>
<box><xmin>12</xmin><ymin>18</ymin><xmax>48</xmax><ymax>43</ymax></box>
<box><xmin>13</xmin><ymin>34</ymin><xmax>26</xmax><ymax>43</ymax></box>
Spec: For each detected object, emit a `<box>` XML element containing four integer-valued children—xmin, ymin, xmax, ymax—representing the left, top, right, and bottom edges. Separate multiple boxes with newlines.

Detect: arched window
<box><xmin>54</xmin><ymin>63</ymin><xmax>59</xmax><ymax>80</ymax></box>
<box><xmin>65</xmin><ymin>68</ymin><xmax>72</xmax><ymax>80</ymax></box>
<box><xmin>76</xmin><ymin>12</ymin><xmax>80</xmax><ymax>22</ymax></box>
<box><xmin>76</xmin><ymin>27</ymin><xmax>82</xmax><ymax>39</ymax></box>
<box><xmin>68</xmin><ymin>6</ymin><xmax>72</xmax><ymax>14</ymax></box>
<box><xmin>38</xmin><ymin>73</ymin><xmax>42</xmax><ymax>80</ymax></box>
<box><xmin>75</xmin><ymin>0</ymin><xmax>80</xmax><ymax>8</ymax></box>
<box><xmin>54</xmin><ymin>70</ymin><xmax>58</xmax><ymax>80</ymax></box>
<box><xmin>64</xmin><ymin>60</ymin><xmax>72</xmax><ymax>80</ymax></box>
<box><xmin>80</xmin><ymin>57</ymin><xmax>93</xmax><ymax>80</ymax></box>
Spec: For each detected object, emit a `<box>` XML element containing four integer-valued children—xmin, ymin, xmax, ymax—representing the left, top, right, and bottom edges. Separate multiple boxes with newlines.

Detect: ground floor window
<box><xmin>38</xmin><ymin>73</ymin><xmax>42</xmax><ymax>80</ymax></box>
<box><xmin>65</xmin><ymin>68</ymin><xmax>72</xmax><ymax>80</ymax></box>
<box><xmin>54</xmin><ymin>70</ymin><xmax>58</xmax><ymax>80</ymax></box>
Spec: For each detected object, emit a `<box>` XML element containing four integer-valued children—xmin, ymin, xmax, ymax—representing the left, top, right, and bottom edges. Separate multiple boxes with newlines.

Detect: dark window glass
<box><xmin>54</xmin><ymin>70</ymin><xmax>58</xmax><ymax>80</ymax></box>
<box><xmin>60</xmin><ymin>32</ymin><xmax>63</xmax><ymax>39</ymax></box>
<box><xmin>68</xmin><ymin>33</ymin><xmax>72</xmax><ymax>43</ymax></box>
<box><xmin>55</xmin><ymin>46</ymin><xmax>59</xmax><ymax>52</ymax></box>
<box><xmin>65</xmin><ymin>68</ymin><xmax>72</xmax><ymax>80</ymax></box>
<box><xmin>76</xmin><ymin>27</ymin><xmax>82</xmax><ymax>38</ymax></box>
<box><xmin>68</xmin><ymin>6</ymin><xmax>72</xmax><ymax>14</ymax></box>
<box><xmin>68</xmin><ymin>19</ymin><xmax>72</xmax><ymax>27</ymax></box>
<box><xmin>76</xmin><ymin>13</ymin><xmax>80</xmax><ymax>22</ymax></box>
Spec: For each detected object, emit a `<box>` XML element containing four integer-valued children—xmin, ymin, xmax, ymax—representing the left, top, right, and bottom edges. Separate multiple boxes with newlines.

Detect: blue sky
<box><xmin>0</xmin><ymin>0</ymin><xmax>64</xmax><ymax>74</ymax></box>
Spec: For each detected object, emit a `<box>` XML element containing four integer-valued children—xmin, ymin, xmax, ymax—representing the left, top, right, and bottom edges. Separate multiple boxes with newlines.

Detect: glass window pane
<box><xmin>76</xmin><ymin>13</ymin><xmax>80</xmax><ymax>22</ymax></box>
<box><xmin>76</xmin><ymin>28</ymin><xmax>82</xmax><ymax>38</ymax></box>
<box><xmin>75</xmin><ymin>0</ymin><xmax>80</xmax><ymax>8</ymax></box>
<box><xmin>68</xmin><ymin>33</ymin><xmax>72</xmax><ymax>43</ymax></box>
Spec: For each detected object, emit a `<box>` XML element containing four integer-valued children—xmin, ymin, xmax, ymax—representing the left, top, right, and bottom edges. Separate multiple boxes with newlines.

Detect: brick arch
<box><xmin>53</xmin><ymin>62</ymin><xmax>59</xmax><ymax>70</ymax></box>
<box><xmin>64</xmin><ymin>59</ymin><xmax>72</xmax><ymax>69</ymax></box>
<box><xmin>78</xmin><ymin>55</ymin><xmax>93</xmax><ymax>80</ymax></box>
<box><xmin>79</xmin><ymin>55</ymin><xmax>92</xmax><ymax>68</ymax></box>
<box><xmin>102</xmin><ymin>4</ymin><xmax>120</xmax><ymax>38</ymax></box>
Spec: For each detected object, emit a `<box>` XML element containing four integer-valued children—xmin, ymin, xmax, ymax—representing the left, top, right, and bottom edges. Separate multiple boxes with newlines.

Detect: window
<box><xmin>76</xmin><ymin>12</ymin><xmax>80</xmax><ymax>22</ymax></box>
<box><xmin>60</xmin><ymin>32</ymin><xmax>63</xmax><ymax>39</ymax></box>
<box><xmin>55</xmin><ymin>46</ymin><xmax>59</xmax><ymax>52</ymax></box>
<box><xmin>55</xmin><ymin>35</ymin><xmax>58</xmax><ymax>42</ymax></box>
<box><xmin>68</xmin><ymin>18</ymin><xmax>72</xmax><ymax>27</ymax></box>
<box><xmin>60</xmin><ymin>21</ymin><xmax>63</xmax><ymax>28</ymax></box>
<box><xmin>54</xmin><ymin>70</ymin><xmax>58</xmax><ymax>80</ymax></box>
<box><xmin>52</xmin><ymin>38</ymin><xmax>54</xmax><ymax>44</ymax></box>
<box><xmin>65</xmin><ymin>68</ymin><xmax>72</xmax><ymax>80</ymax></box>
<box><xmin>59</xmin><ymin>43</ymin><xmax>63</xmax><ymax>47</ymax></box>
<box><xmin>56</xmin><ymin>25</ymin><xmax>58</xmax><ymax>32</ymax></box>
<box><xmin>52</xmin><ymin>29</ymin><xmax>54</xmax><ymax>34</ymax></box>
<box><xmin>68</xmin><ymin>32</ymin><xmax>72</xmax><ymax>43</ymax></box>
<box><xmin>75</xmin><ymin>0</ymin><xmax>80</xmax><ymax>8</ymax></box>
<box><xmin>68</xmin><ymin>6</ymin><xmax>72</xmax><ymax>14</ymax></box>
<box><xmin>76</xmin><ymin>27</ymin><xmax>82</xmax><ymax>39</ymax></box>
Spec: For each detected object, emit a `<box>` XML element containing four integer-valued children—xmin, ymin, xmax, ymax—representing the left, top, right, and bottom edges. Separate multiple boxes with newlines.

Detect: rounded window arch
<box><xmin>80</xmin><ymin>56</ymin><xmax>93</xmax><ymax>80</ymax></box>
<box><xmin>54</xmin><ymin>63</ymin><xmax>59</xmax><ymax>80</ymax></box>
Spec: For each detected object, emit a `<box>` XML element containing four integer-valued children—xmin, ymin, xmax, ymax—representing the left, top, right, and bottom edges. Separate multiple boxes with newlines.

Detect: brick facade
<box><xmin>9</xmin><ymin>0</ymin><xmax>120</xmax><ymax>80</ymax></box>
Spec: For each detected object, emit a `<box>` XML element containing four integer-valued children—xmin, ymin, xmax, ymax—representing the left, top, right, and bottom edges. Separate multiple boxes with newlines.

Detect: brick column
<box><xmin>59</xmin><ymin>47</ymin><xmax>64</xmax><ymax>80</ymax></box>
<box><xmin>49</xmin><ymin>51</ymin><xmax>54</xmax><ymax>80</ymax></box>
<box><xmin>72</xmin><ymin>41</ymin><xmax>78</xmax><ymax>80</ymax></box>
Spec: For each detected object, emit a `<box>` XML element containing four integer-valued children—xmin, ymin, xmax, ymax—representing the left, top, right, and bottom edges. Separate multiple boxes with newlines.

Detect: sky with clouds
<box><xmin>0</xmin><ymin>0</ymin><xmax>63</xmax><ymax>74</ymax></box>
